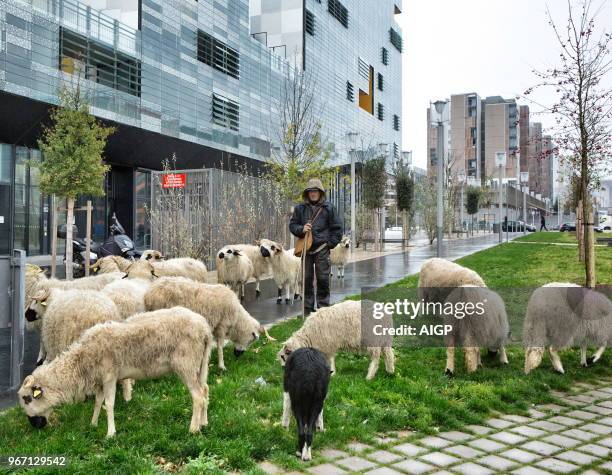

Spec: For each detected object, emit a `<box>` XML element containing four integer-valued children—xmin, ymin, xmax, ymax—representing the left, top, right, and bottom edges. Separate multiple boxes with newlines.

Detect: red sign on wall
<box><xmin>162</xmin><ymin>173</ymin><xmax>186</xmax><ymax>189</ymax></box>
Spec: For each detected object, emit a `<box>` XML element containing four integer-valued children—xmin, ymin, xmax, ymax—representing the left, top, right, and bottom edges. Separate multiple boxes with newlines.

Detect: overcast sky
<box><xmin>395</xmin><ymin>0</ymin><xmax>612</xmax><ymax>171</ymax></box>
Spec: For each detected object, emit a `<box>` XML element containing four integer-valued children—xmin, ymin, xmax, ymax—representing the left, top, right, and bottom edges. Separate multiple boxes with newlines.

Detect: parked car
<box><xmin>559</xmin><ymin>222</ymin><xmax>576</xmax><ymax>232</ymax></box>
<box><xmin>501</xmin><ymin>220</ymin><xmax>535</xmax><ymax>232</ymax></box>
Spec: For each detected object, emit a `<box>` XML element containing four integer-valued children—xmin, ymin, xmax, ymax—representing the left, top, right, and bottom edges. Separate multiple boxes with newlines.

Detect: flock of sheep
<box><xmin>15</xmin><ymin>247</ymin><xmax>611</xmax><ymax>462</ymax></box>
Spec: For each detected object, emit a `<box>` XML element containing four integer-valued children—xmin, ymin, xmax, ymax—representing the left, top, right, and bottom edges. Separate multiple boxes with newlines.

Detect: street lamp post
<box><xmin>377</xmin><ymin>142</ymin><xmax>388</xmax><ymax>252</ymax></box>
<box><xmin>433</xmin><ymin>100</ymin><xmax>447</xmax><ymax>257</ymax></box>
<box><xmin>346</xmin><ymin>132</ymin><xmax>359</xmax><ymax>254</ymax></box>
<box><xmin>520</xmin><ymin>172</ymin><xmax>529</xmax><ymax>235</ymax></box>
<box><xmin>495</xmin><ymin>152</ymin><xmax>507</xmax><ymax>243</ymax></box>
<box><xmin>458</xmin><ymin>171</ymin><xmax>466</xmax><ymax>233</ymax></box>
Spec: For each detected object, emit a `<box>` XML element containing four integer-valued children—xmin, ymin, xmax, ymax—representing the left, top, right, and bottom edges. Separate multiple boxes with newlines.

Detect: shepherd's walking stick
<box><xmin>301</xmin><ymin>230</ymin><xmax>309</xmax><ymax>318</ymax></box>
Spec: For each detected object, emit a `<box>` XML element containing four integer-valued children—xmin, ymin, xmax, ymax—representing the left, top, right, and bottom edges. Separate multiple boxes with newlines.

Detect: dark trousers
<box><xmin>303</xmin><ymin>247</ymin><xmax>331</xmax><ymax>314</ymax></box>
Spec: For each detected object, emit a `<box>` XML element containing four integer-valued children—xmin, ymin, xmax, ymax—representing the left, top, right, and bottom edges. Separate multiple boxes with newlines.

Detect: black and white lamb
<box><xmin>281</xmin><ymin>347</ymin><xmax>331</xmax><ymax>461</ymax></box>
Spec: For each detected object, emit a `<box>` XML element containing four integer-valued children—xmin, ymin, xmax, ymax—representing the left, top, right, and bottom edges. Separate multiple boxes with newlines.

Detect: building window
<box><xmin>59</xmin><ymin>27</ymin><xmax>141</xmax><ymax>97</ymax></box>
<box><xmin>197</xmin><ymin>30</ymin><xmax>239</xmax><ymax>80</ymax></box>
<box><xmin>393</xmin><ymin>142</ymin><xmax>399</xmax><ymax>160</ymax></box>
<box><xmin>212</xmin><ymin>93</ymin><xmax>239</xmax><ymax>131</ymax></box>
<box><xmin>377</xmin><ymin>73</ymin><xmax>384</xmax><ymax>91</ymax></box>
<box><xmin>328</xmin><ymin>0</ymin><xmax>349</xmax><ymax>28</ymax></box>
<box><xmin>346</xmin><ymin>81</ymin><xmax>354</xmax><ymax>101</ymax></box>
<box><xmin>389</xmin><ymin>27</ymin><xmax>403</xmax><ymax>52</ymax></box>
<box><xmin>377</xmin><ymin>103</ymin><xmax>384</xmax><ymax>121</ymax></box>
<box><xmin>381</xmin><ymin>47</ymin><xmax>389</xmax><ymax>65</ymax></box>
<box><xmin>305</xmin><ymin>10</ymin><xmax>315</xmax><ymax>36</ymax></box>
<box><xmin>470</xmin><ymin>127</ymin><xmax>477</xmax><ymax>145</ymax></box>
<box><xmin>393</xmin><ymin>114</ymin><xmax>400</xmax><ymax>131</ymax></box>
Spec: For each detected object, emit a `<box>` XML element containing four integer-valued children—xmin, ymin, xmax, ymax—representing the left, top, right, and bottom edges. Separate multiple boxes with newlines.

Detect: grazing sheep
<box><xmin>18</xmin><ymin>307</ymin><xmax>213</xmax><ymax>437</ymax></box>
<box><xmin>418</xmin><ymin>258</ymin><xmax>485</xmax><ymax>299</ymax></box>
<box><xmin>25</xmin><ymin>265</ymin><xmax>124</xmax><ymax>308</ymax></box>
<box><xmin>144</xmin><ymin>277</ymin><xmax>274</xmax><ymax>370</ymax></box>
<box><xmin>259</xmin><ymin>239</ymin><xmax>301</xmax><ymax>305</ymax></box>
<box><xmin>141</xmin><ymin>250</ymin><xmax>208</xmax><ymax>282</ymax></box>
<box><xmin>282</xmin><ymin>348</ymin><xmax>331</xmax><ymax>461</ymax></box>
<box><xmin>524</xmin><ymin>283</ymin><xmax>612</xmax><ymax>374</ymax></box>
<box><xmin>25</xmin><ymin>265</ymin><xmax>123</xmax><ymax>363</ymax></box>
<box><xmin>216</xmin><ymin>247</ymin><xmax>254</xmax><ymax>300</ymax></box>
<box><xmin>418</xmin><ymin>258</ymin><xmax>486</xmax><ymax>374</ymax></box>
<box><xmin>154</xmin><ymin>258</ymin><xmax>208</xmax><ymax>282</ymax></box>
<box><xmin>91</xmin><ymin>256</ymin><xmax>132</xmax><ymax>274</ymax></box>
<box><xmin>26</xmin><ymin>288</ymin><xmax>122</xmax><ymax>363</ymax></box>
<box><xmin>102</xmin><ymin>260</ymin><xmax>157</xmax><ymax>318</ymax></box>
<box><xmin>278</xmin><ymin>300</ymin><xmax>395</xmax><ymax>380</ymax></box>
<box><xmin>330</xmin><ymin>236</ymin><xmax>351</xmax><ymax>278</ymax></box>
<box><xmin>442</xmin><ymin>286</ymin><xmax>510</xmax><ymax>375</ymax></box>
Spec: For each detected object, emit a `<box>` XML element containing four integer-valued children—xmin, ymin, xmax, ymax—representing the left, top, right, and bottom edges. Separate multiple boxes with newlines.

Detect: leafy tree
<box><xmin>466</xmin><ymin>186</ymin><xmax>482</xmax><ymax>235</ymax></box>
<box><xmin>395</xmin><ymin>164</ymin><xmax>414</xmax><ymax>247</ymax></box>
<box><xmin>362</xmin><ymin>156</ymin><xmax>387</xmax><ymax>251</ymax></box>
<box><xmin>38</xmin><ymin>84</ymin><xmax>114</xmax><ymax>279</ymax></box>
<box><xmin>417</xmin><ymin>176</ymin><xmax>438</xmax><ymax>244</ymax></box>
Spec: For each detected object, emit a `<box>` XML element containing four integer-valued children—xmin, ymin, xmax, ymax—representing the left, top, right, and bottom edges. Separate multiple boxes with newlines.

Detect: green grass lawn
<box><xmin>1</xmin><ymin>232</ymin><xmax>611</xmax><ymax>474</ymax></box>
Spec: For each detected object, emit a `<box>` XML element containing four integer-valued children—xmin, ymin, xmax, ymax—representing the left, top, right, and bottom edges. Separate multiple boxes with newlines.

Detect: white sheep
<box><xmin>418</xmin><ymin>258</ymin><xmax>487</xmax><ymax>374</ymax></box>
<box><xmin>524</xmin><ymin>283</ymin><xmax>612</xmax><ymax>374</ymax></box>
<box><xmin>258</xmin><ymin>239</ymin><xmax>301</xmax><ymax>305</ymax></box>
<box><xmin>235</xmin><ymin>243</ymin><xmax>272</xmax><ymax>298</ymax></box>
<box><xmin>216</xmin><ymin>247</ymin><xmax>254</xmax><ymax>300</ymax></box>
<box><xmin>27</xmin><ymin>288</ymin><xmax>121</xmax><ymax>363</ymax></box>
<box><xmin>330</xmin><ymin>236</ymin><xmax>351</xmax><ymax>278</ymax></box>
<box><xmin>91</xmin><ymin>256</ymin><xmax>132</xmax><ymax>274</ymax></box>
<box><xmin>25</xmin><ymin>265</ymin><xmax>124</xmax><ymax>363</ymax></box>
<box><xmin>102</xmin><ymin>260</ymin><xmax>157</xmax><ymax>319</ymax></box>
<box><xmin>442</xmin><ymin>285</ymin><xmax>510</xmax><ymax>375</ymax></box>
<box><xmin>18</xmin><ymin>306</ymin><xmax>213</xmax><ymax>438</ymax></box>
<box><xmin>141</xmin><ymin>250</ymin><xmax>208</xmax><ymax>282</ymax></box>
<box><xmin>144</xmin><ymin>277</ymin><xmax>275</xmax><ymax>370</ymax></box>
<box><xmin>277</xmin><ymin>300</ymin><xmax>395</xmax><ymax>380</ymax></box>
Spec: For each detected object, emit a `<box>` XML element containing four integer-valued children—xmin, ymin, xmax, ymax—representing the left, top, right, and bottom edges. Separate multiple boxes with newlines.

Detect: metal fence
<box><xmin>150</xmin><ymin>169</ymin><xmax>288</xmax><ymax>270</ymax></box>
<box><xmin>0</xmin><ymin>250</ymin><xmax>26</xmax><ymax>399</ymax></box>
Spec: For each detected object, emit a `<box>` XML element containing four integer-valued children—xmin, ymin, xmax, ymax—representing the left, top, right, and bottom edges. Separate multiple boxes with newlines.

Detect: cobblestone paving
<box><xmin>258</xmin><ymin>378</ymin><xmax>612</xmax><ymax>474</ymax></box>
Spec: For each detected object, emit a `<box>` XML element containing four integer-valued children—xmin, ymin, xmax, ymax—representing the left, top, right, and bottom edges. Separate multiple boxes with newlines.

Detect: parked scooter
<box><xmin>60</xmin><ymin>213</ymin><xmax>140</xmax><ymax>277</ymax></box>
<box><xmin>99</xmin><ymin>213</ymin><xmax>141</xmax><ymax>260</ymax></box>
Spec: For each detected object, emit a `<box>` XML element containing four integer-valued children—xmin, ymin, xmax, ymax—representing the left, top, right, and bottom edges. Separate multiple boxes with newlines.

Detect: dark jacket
<box><xmin>290</xmin><ymin>201</ymin><xmax>343</xmax><ymax>249</ymax></box>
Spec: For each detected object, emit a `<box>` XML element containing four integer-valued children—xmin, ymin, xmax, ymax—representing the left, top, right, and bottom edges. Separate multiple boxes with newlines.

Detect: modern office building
<box><xmin>0</xmin><ymin>0</ymin><xmax>403</xmax><ymax>257</ymax></box>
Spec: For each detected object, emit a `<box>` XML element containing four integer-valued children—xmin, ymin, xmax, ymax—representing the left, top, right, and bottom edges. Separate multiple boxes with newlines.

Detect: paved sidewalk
<box><xmin>258</xmin><ymin>378</ymin><xmax>612</xmax><ymax>474</ymax></box>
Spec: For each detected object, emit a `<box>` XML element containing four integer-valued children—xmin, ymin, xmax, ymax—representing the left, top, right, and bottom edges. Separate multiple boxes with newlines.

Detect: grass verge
<box><xmin>0</xmin><ymin>232</ymin><xmax>610</xmax><ymax>474</ymax></box>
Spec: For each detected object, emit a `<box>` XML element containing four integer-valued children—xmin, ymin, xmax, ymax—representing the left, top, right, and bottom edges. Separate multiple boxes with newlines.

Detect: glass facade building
<box><xmin>0</xmin><ymin>0</ymin><xmax>402</xmax><ymax>255</ymax></box>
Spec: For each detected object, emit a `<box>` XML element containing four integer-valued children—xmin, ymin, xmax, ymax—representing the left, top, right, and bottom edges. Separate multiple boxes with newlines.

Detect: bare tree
<box><xmin>265</xmin><ymin>59</ymin><xmax>335</xmax><ymax>245</ymax></box>
<box><xmin>526</xmin><ymin>0</ymin><xmax>612</xmax><ymax>286</ymax></box>
<box><xmin>148</xmin><ymin>156</ymin><xmax>207</xmax><ymax>260</ymax></box>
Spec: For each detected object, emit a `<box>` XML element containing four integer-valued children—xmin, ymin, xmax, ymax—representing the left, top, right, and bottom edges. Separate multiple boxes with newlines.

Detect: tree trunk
<box><xmin>50</xmin><ymin>196</ymin><xmax>58</xmax><ymax>278</ymax></box>
<box><xmin>402</xmin><ymin>209</ymin><xmax>409</xmax><ymax>249</ymax></box>
<box><xmin>373</xmin><ymin>209</ymin><xmax>379</xmax><ymax>252</ymax></box>
<box><xmin>585</xmin><ymin>209</ymin><xmax>596</xmax><ymax>287</ymax></box>
<box><xmin>65</xmin><ymin>197</ymin><xmax>75</xmax><ymax>280</ymax></box>
<box><xmin>577</xmin><ymin>202</ymin><xmax>584</xmax><ymax>262</ymax></box>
